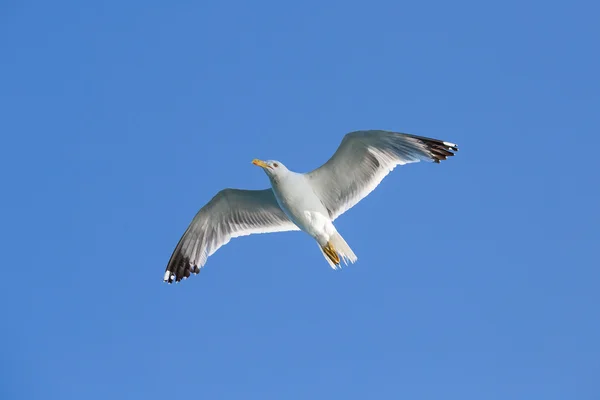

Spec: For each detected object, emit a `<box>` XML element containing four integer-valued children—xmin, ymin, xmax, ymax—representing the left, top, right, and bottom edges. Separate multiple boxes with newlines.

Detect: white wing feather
<box><xmin>164</xmin><ymin>188</ymin><xmax>299</xmax><ymax>283</ymax></box>
<box><xmin>306</xmin><ymin>130</ymin><xmax>458</xmax><ymax>220</ymax></box>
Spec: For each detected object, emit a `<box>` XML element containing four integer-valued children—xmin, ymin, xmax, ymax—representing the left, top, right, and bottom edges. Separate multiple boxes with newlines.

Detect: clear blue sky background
<box><xmin>1</xmin><ymin>1</ymin><xmax>599</xmax><ymax>399</ymax></box>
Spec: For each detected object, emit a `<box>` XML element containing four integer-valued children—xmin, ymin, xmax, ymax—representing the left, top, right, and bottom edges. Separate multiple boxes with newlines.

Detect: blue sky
<box><xmin>1</xmin><ymin>0</ymin><xmax>599</xmax><ymax>399</ymax></box>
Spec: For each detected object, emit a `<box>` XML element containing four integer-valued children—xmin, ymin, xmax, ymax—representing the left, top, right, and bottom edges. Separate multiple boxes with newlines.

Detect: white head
<box><xmin>252</xmin><ymin>159</ymin><xmax>289</xmax><ymax>181</ymax></box>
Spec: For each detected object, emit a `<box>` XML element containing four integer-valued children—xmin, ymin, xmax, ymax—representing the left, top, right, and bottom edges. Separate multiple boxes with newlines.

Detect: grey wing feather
<box><xmin>306</xmin><ymin>130</ymin><xmax>459</xmax><ymax>220</ymax></box>
<box><xmin>164</xmin><ymin>188</ymin><xmax>299</xmax><ymax>283</ymax></box>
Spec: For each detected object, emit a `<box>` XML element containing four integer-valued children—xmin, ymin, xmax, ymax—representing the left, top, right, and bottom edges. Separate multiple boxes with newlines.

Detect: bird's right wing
<box><xmin>306</xmin><ymin>130</ymin><xmax>458</xmax><ymax>220</ymax></box>
<box><xmin>164</xmin><ymin>188</ymin><xmax>299</xmax><ymax>283</ymax></box>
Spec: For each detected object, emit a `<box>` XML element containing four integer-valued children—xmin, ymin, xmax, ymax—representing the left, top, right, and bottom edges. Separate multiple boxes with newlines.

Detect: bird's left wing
<box><xmin>164</xmin><ymin>188</ymin><xmax>299</xmax><ymax>283</ymax></box>
<box><xmin>306</xmin><ymin>130</ymin><xmax>459</xmax><ymax>220</ymax></box>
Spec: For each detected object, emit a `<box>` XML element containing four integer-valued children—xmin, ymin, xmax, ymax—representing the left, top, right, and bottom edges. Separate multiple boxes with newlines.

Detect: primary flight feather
<box><xmin>163</xmin><ymin>130</ymin><xmax>459</xmax><ymax>283</ymax></box>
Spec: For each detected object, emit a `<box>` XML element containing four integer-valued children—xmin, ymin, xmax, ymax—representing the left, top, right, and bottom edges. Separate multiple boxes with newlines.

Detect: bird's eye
<box><xmin>273</xmin><ymin>163</ymin><xmax>279</xmax><ymax>168</ymax></box>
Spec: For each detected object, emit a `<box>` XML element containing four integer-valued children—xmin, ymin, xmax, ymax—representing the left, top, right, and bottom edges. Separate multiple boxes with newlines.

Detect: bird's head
<box><xmin>252</xmin><ymin>159</ymin><xmax>288</xmax><ymax>180</ymax></box>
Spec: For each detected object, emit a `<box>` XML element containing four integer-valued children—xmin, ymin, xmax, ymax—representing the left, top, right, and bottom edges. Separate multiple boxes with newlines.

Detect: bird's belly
<box><xmin>295</xmin><ymin>210</ymin><xmax>336</xmax><ymax>244</ymax></box>
<box><xmin>275</xmin><ymin>189</ymin><xmax>334</xmax><ymax>243</ymax></box>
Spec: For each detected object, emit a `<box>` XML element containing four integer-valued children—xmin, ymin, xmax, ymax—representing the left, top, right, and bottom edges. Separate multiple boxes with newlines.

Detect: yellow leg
<box><xmin>322</xmin><ymin>241</ymin><xmax>340</xmax><ymax>266</ymax></box>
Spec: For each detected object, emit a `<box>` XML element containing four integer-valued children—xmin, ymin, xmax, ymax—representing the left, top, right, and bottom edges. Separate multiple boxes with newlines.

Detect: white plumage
<box><xmin>164</xmin><ymin>130</ymin><xmax>458</xmax><ymax>283</ymax></box>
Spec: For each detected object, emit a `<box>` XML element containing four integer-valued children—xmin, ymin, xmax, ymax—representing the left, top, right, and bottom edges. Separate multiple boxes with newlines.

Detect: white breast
<box><xmin>271</xmin><ymin>173</ymin><xmax>334</xmax><ymax>243</ymax></box>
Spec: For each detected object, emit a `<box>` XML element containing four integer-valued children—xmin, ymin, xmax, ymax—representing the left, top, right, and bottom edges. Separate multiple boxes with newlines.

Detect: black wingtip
<box><xmin>163</xmin><ymin>249</ymin><xmax>201</xmax><ymax>284</ymax></box>
<box><xmin>408</xmin><ymin>135</ymin><xmax>459</xmax><ymax>163</ymax></box>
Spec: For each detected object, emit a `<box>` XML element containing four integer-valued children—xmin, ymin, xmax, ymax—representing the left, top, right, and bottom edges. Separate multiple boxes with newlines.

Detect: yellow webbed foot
<box><xmin>322</xmin><ymin>242</ymin><xmax>340</xmax><ymax>266</ymax></box>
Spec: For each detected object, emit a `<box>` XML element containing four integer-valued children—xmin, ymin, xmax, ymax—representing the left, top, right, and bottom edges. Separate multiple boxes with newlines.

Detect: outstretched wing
<box><xmin>306</xmin><ymin>130</ymin><xmax>458</xmax><ymax>220</ymax></box>
<box><xmin>164</xmin><ymin>188</ymin><xmax>299</xmax><ymax>283</ymax></box>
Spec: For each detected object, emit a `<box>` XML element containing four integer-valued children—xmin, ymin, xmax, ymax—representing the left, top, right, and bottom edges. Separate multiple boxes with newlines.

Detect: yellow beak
<box><xmin>252</xmin><ymin>159</ymin><xmax>271</xmax><ymax>169</ymax></box>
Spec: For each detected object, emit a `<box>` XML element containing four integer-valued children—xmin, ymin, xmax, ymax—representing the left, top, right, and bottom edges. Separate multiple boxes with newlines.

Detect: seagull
<box><xmin>163</xmin><ymin>130</ymin><xmax>458</xmax><ymax>283</ymax></box>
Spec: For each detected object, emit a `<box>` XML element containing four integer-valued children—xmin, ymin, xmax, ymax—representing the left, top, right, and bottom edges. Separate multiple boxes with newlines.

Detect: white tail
<box><xmin>318</xmin><ymin>232</ymin><xmax>358</xmax><ymax>270</ymax></box>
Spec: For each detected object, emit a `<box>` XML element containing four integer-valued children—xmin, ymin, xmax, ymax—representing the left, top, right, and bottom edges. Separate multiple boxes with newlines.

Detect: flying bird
<box><xmin>164</xmin><ymin>130</ymin><xmax>458</xmax><ymax>283</ymax></box>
